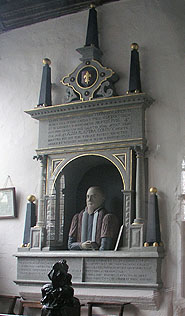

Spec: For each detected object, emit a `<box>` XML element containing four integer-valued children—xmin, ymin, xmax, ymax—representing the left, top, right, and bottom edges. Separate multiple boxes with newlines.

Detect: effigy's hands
<box><xmin>81</xmin><ymin>241</ymin><xmax>93</xmax><ymax>249</ymax></box>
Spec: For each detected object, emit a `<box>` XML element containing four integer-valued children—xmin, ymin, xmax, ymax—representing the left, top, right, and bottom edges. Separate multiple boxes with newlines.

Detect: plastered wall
<box><xmin>0</xmin><ymin>0</ymin><xmax>185</xmax><ymax>315</ymax></box>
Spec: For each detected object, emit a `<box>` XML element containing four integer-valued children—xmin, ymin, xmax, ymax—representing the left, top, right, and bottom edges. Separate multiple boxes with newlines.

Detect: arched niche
<box><xmin>54</xmin><ymin>154</ymin><xmax>124</xmax><ymax>249</ymax></box>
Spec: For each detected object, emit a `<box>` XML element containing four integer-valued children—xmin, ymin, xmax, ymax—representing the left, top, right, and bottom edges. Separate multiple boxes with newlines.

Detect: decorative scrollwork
<box><xmin>96</xmin><ymin>80</ymin><xmax>114</xmax><ymax>98</ymax></box>
<box><xmin>64</xmin><ymin>87</ymin><xmax>79</xmax><ymax>103</ymax></box>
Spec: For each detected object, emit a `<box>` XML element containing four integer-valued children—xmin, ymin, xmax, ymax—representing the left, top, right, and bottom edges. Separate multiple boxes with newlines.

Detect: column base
<box><xmin>129</xmin><ymin>223</ymin><xmax>144</xmax><ymax>248</ymax></box>
<box><xmin>133</xmin><ymin>218</ymin><xmax>144</xmax><ymax>225</ymax></box>
<box><xmin>30</xmin><ymin>226</ymin><xmax>46</xmax><ymax>251</ymax></box>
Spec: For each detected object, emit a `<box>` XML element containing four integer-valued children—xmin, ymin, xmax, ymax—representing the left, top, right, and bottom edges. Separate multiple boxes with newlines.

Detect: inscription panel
<box><xmin>84</xmin><ymin>257</ymin><xmax>157</xmax><ymax>284</ymax></box>
<box><xmin>17</xmin><ymin>254</ymin><xmax>162</xmax><ymax>288</ymax></box>
<box><xmin>38</xmin><ymin>107</ymin><xmax>143</xmax><ymax>148</ymax></box>
<box><xmin>17</xmin><ymin>257</ymin><xmax>82</xmax><ymax>282</ymax></box>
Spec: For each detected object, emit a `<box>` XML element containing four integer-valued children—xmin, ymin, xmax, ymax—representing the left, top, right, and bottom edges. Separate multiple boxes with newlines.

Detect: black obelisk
<box><xmin>145</xmin><ymin>187</ymin><xmax>162</xmax><ymax>247</ymax></box>
<box><xmin>38</xmin><ymin>58</ymin><xmax>52</xmax><ymax>106</ymax></box>
<box><xmin>22</xmin><ymin>195</ymin><xmax>36</xmax><ymax>246</ymax></box>
<box><xmin>128</xmin><ymin>43</ymin><xmax>142</xmax><ymax>93</ymax></box>
<box><xmin>85</xmin><ymin>4</ymin><xmax>99</xmax><ymax>48</ymax></box>
<box><xmin>77</xmin><ymin>4</ymin><xmax>102</xmax><ymax>62</ymax></box>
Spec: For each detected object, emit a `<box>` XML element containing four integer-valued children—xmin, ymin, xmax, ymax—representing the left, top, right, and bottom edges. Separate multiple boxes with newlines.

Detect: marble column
<box><xmin>134</xmin><ymin>147</ymin><xmax>145</xmax><ymax>224</ymax></box>
<box><xmin>36</xmin><ymin>155</ymin><xmax>47</xmax><ymax>227</ymax></box>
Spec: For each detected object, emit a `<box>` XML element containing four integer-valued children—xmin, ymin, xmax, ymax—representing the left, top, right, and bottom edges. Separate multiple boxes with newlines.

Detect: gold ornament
<box><xmin>27</xmin><ymin>195</ymin><xmax>36</xmax><ymax>203</ymax></box>
<box><xmin>153</xmin><ymin>242</ymin><xmax>159</xmax><ymax>247</ymax></box>
<box><xmin>131</xmin><ymin>43</ymin><xmax>139</xmax><ymax>51</ymax></box>
<box><xmin>43</xmin><ymin>58</ymin><xmax>51</xmax><ymax>65</ymax></box>
<box><xmin>84</xmin><ymin>71</ymin><xmax>91</xmax><ymax>85</ymax></box>
<box><xmin>150</xmin><ymin>187</ymin><xmax>157</xmax><ymax>194</ymax></box>
<box><xmin>144</xmin><ymin>242</ymin><xmax>149</xmax><ymax>247</ymax></box>
<box><xmin>90</xmin><ymin>3</ymin><xmax>96</xmax><ymax>8</ymax></box>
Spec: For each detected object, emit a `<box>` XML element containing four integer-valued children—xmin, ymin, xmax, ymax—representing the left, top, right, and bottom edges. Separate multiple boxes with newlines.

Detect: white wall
<box><xmin>0</xmin><ymin>0</ymin><xmax>185</xmax><ymax>314</ymax></box>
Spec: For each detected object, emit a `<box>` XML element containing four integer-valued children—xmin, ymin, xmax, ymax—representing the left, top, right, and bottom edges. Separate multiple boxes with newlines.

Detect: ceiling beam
<box><xmin>0</xmin><ymin>0</ymin><xmax>120</xmax><ymax>34</ymax></box>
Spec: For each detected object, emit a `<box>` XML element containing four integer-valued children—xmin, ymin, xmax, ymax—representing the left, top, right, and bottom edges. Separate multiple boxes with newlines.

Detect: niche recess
<box><xmin>53</xmin><ymin>154</ymin><xmax>124</xmax><ymax>249</ymax></box>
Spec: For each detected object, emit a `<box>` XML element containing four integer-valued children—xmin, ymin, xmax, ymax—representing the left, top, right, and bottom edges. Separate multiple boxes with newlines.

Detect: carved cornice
<box><xmin>25</xmin><ymin>93</ymin><xmax>154</xmax><ymax>120</ymax></box>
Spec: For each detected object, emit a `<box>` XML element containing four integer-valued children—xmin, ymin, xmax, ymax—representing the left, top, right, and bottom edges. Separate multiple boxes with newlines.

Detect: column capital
<box><xmin>134</xmin><ymin>145</ymin><xmax>145</xmax><ymax>158</ymax></box>
<box><xmin>33</xmin><ymin>154</ymin><xmax>47</xmax><ymax>166</ymax></box>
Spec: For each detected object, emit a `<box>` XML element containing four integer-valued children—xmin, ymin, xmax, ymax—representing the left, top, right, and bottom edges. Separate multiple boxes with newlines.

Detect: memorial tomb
<box><xmin>15</xmin><ymin>5</ymin><xmax>164</xmax><ymax>311</ymax></box>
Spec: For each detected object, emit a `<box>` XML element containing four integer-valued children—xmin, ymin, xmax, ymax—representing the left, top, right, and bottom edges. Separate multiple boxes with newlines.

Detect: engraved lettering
<box><xmin>46</xmin><ymin>108</ymin><xmax>140</xmax><ymax>147</ymax></box>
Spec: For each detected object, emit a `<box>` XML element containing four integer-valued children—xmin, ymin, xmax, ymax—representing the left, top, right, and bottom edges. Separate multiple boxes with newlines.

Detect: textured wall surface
<box><xmin>0</xmin><ymin>0</ymin><xmax>185</xmax><ymax>315</ymax></box>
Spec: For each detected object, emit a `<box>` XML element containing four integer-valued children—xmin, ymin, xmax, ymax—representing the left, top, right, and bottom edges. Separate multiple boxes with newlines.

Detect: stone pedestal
<box><xmin>129</xmin><ymin>224</ymin><xmax>144</xmax><ymax>248</ymax></box>
<box><xmin>15</xmin><ymin>248</ymin><xmax>164</xmax><ymax>310</ymax></box>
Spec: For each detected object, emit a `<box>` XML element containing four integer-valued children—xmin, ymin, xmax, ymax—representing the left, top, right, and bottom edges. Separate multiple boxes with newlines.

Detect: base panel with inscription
<box><xmin>15</xmin><ymin>248</ymin><xmax>164</xmax><ymax>310</ymax></box>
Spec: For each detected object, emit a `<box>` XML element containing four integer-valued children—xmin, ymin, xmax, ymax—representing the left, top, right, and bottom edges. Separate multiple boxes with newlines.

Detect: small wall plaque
<box><xmin>0</xmin><ymin>187</ymin><xmax>16</xmax><ymax>218</ymax></box>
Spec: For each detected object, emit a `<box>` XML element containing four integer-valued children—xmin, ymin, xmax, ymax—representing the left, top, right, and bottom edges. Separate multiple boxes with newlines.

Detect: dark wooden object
<box><xmin>0</xmin><ymin>295</ymin><xmax>20</xmax><ymax>314</ymax></box>
<box><xmin>18</xmin><ymin>300</ymin><xmax>42</xmax><ymax>315</ymax></box>
<box><xmin>87</xmin><ymin>301</ymin><xmax>131</xmax><ymax>316</ymax></box>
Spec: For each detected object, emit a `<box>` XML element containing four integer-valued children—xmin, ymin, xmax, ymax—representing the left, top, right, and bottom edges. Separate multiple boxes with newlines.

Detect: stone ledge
<box><xmin>25</xmin><ymin>93</ymin><xmax>154</xmax><ymax>120</ymax></box>
<box><xmin>17</xmin><ymin>286</ymin><xmax>161</xmax><ymax>311</ymax></box>
<box><xmin>16</xmin><ymin>248</ymin><xmax>164</xmax><ymax>257</ymax></box>
<box><xmin>15</xmin><ymin>279</ymin><xmax>162</xmax><ymax>289</ymax></box>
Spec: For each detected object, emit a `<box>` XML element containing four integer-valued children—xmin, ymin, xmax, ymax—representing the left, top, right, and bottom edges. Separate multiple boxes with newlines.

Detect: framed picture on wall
<box><xmin>0</xmin><ymin>187</ymin><xmax>16</xmax><ymax>218</ymax></box>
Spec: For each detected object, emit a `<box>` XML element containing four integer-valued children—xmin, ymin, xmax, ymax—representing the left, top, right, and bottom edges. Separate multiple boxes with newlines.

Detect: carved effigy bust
<box><xmin>68</xmin><ymin>186</ymin><xmax>119</xmax><ymax>250</ymax></box>
<box><xmin>41</xmin><ymin>260</ymin><xmax>80</xmax><ymax>316</ymax></box>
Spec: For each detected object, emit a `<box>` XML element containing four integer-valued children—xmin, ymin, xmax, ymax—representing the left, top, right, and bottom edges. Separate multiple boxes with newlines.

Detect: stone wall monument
<box><xmin>15</xmin><ymin>5</ymin><xmax>164</xmax><ymax>311</ymax></box>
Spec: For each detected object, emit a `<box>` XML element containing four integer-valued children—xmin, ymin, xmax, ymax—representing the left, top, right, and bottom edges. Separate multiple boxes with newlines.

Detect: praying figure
<box><xmin>41</xmin><ymin>260</ymin><xmax>80</xmax><ymax>316</ymax></box>
<box><xmin>68</xmin><ymin>186</ymin><xmax>119</xmax><ymax>251</ymax></box>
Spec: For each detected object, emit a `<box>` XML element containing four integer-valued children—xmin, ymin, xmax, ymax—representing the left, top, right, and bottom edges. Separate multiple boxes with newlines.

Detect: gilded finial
<box><xmin>90</xmin><ymin>3</ymin><xmax>96</xmax><ymax>8</ymax></box>
<box><xmin>27</xmin><ymin>195</ymin><xmax>36</xmax><ymax>203</ymax></box>
<box><xmin>144</xmin><ymin>242</ymin><xmax>149</xmax><ymax>247</ymax></box>
<box><xmin>43</xmin><ymin>58</ymin><xmax>51</xmax><ymax>65</ymax></box>
<box><xmin>150</xmin><ymin>187</ymin><xmax>157</xmax><ymax>194</ymax></box>
<box><xmin>153</xmin><ymin>242</ymin><xmax>159</xmax><ymax>247</ymax></box>
<box><xmin>131</xmin><ymin>43</ymin><xmax>139</xmax><ymax>51</ymax></box>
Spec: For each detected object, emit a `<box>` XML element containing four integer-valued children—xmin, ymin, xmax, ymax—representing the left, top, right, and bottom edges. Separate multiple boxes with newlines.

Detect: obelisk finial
<box><xmin>37</xmin><ymin>58</ymin><xmax>52</xmax><ymax>107</ymax></box>
<box><xmin>76</xmin><ymin>5</ymin><xmax>102</xmax><ymax>62</ymax></box>
<box><xmin>85</xmin><ymin>4</ymin><xmax>99</xmax><ymax>48</ymax></box>
<box><xmin>144</xmin><ymin>188</ymin><xmax>163</xmax><ymax>247</ymax></box>
<box><xmin>128</xmin><ymin>43</ymin><xmax>142</xmax><ymax>93</ymax></box>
